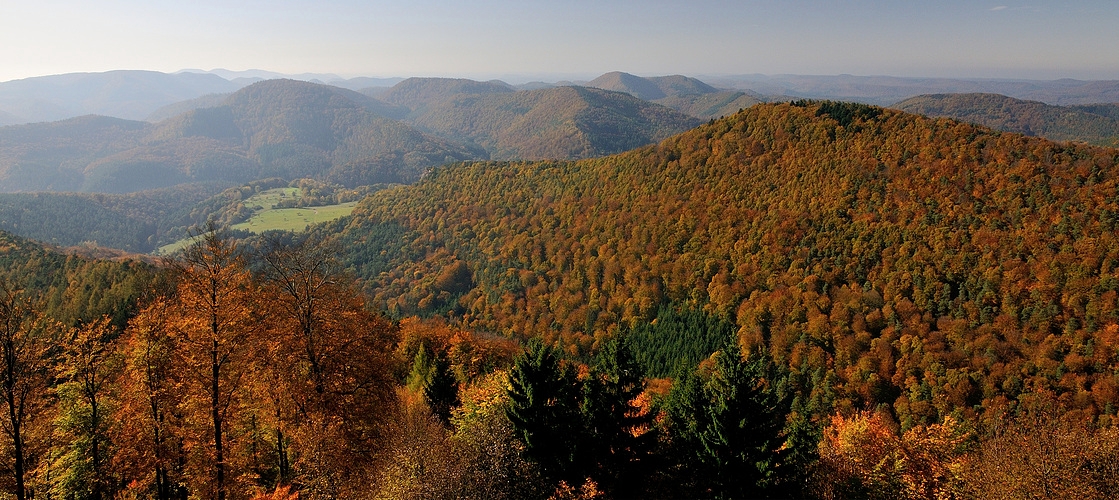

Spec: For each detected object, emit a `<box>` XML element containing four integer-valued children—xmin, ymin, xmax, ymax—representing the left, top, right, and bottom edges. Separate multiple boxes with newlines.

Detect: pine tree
<box><xmin>581</xmin><ymin>337</ymin><xmax>653</xmax><ymax>494</ymax></box>
<box><xmin>423</xmin><ymin>349</ymin><xmax>459</xmax><ymax>427</ymax></box>
<box><xmin>505</xmin><ymin>339</ymin><xmax>582</xmax><ymax>484</ymax></box>
<box><xmin>663</xmin><ymin>343</ymin><xmax>793</xmax><ymax>499</ymax></box>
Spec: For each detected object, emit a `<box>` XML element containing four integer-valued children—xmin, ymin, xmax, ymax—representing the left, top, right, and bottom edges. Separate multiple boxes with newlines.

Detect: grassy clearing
<box><xmin>154</xmin><ymin>187</ymin><xmax>357</xmax><ymax>255</ymax></box>
<box><xmin>230</xmin><ymin>201</ymin><xmax>357</xmax><ymax>234</ymax></box>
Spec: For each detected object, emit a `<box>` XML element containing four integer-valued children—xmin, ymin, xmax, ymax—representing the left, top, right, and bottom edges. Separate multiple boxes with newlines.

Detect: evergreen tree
<box><xmin>582</xmin><ymin>338</ymin><xmax>654</xmax><ymax>495</ymax></box>
<box><xmin>423</xmin><ymin>349</ymin><xmax>459</xmax><ymax>427</ymax></box>
<box><xmin>505</xmin><ymin>339</ymin><xmax>582</xmax><ymax>484</ymax></box>
<box><xmin>663</xmin><ymin>344</ymin><xmax>793</xmax><ymax>499</ymax></box>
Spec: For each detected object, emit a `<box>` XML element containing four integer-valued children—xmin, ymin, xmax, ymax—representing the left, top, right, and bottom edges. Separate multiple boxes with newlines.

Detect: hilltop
<box><xmin>326</xmin><ymin>101</ymin><xmax>1119</xmax><ymax>427</ymax></box>
<box><xmin>586</xmin><ymin>71</ymin><xmax>762</xmax><ymax>119</ymax></box>
<box><xmin>398</xmin><ymin>84</ymin><xmax>702</xmax><ymax>159</ymax></box>
<box><xmin>894</xmin><ymin>93</ymin><xmax>1119</xmax><ymax>147</ymax></box>
<box><xmin>0</xmin><ymin>79</ymin><xmax>480</xmax><ymax>193</ymax></box>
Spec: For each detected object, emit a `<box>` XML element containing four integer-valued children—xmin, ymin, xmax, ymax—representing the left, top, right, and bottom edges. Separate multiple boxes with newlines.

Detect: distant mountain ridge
<box><xmin>0</xmin><ymin>79</ymin><xmax>479</xmax><ymax>193</ymax></box>
<box><xmin>392</xmin><ymin>82</ymin><xmax>702</xmax><ymax>159</ymax></box>
<box><xmin>894</xmin><ymin>93</ymin><xmax>1119</xmax><ymax>147</ymax></box>
<box><xmin>0</xmin><ymin>70</ymin><xmax>243</xmax><ymax>123</ymax></box>
<box><xmin>0</xmin><ymin>75</ymin><xmax>708</xmax><ymax>195</ymax></box>
<box><xmin>705</xmin><ymin>74</ymin><xmax>1119</xmax><ymax>106</ymax></box>
<box><xmin>586</xmin><ymin>71</ymin><xmax>761</xmax><ymax>119</ymax></box>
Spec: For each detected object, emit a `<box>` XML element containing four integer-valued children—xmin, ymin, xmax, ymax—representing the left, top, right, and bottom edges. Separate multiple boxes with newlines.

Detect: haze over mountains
<box><xmin>893</xmin><ymin>93</ymin><xmax>1119</xmax><ymax>147</ymax></box>
<box><xmin>5</xmin><ymin>69</ymin><xmax>1119</xmax><ymax>126</ymax></box>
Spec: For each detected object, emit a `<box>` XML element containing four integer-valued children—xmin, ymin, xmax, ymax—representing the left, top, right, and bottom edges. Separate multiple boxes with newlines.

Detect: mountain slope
<box><xmin>217</xmin><ymin>79</ymin><xmax>480</xmax><ymax>183</ymax></box>
<box><xmin>378</xmin><ymin>77</ymin><xmax>514</xmax><ymax>119</ymax></box>
<box><xmin>894</xmin><ymin>93</ymin><xmax>1119</xmax><ymax>147</ymax></box>
<box><xmin>327</xmin><ymin>101</ymin><xmax>1119</xmax><ymax>424</ymax></box>
<box><xmin>402</xmin><ymin>85</ymin><xmax>703</xmax><ymax>159</ymax></box>
<box><xmin>587</xmin><ymin>71</ymin><xmax>718</xmax><ymax>101</ymax></box>
<box><xmin>654</xmin><ymin>91</ymin><xmax>763</xmax><ymax>120</ymax></box>
<box><xmin>0</xmin><ymin>116</ymin><xmax>151</xmax><ymax>191</ymax></box>
<box><xmin>0</xmin><ymin>79</ymin><xmax>481</xmax><ymax>193</ymax></box>
<box><xmin>0</xmin><ymin>70</ymin><xmax>243</xmax><ymax>124</ymax></box>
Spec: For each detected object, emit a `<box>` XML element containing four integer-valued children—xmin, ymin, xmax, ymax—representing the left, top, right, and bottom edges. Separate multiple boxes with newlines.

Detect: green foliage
<box><xmin>624</xmin><ymin>303</ymin><xmax>735</xmax><ymax>378</ymax></box>
<box><xmin>814</xmin><ymin>100</ymin><xmax>883</xmax><ymax>127</ymax></box>
<box><xmin>662</xmin><ymin>345</ymin><xmax>794</xmax><ymax>499</ymax></box>
<box><xmin>424</xmin><ymin>349</ymin><xmax>460</xmax><ymax>427</ymax></box>
<box><xmin>505</xmin><ymin>339</ymin><xmax>583</xmax><ymax>483</ymax></box>
<box><xmin>581</xmin><ymin>338</ymin><xmax>654</xmax><ymax>495</ymax></box>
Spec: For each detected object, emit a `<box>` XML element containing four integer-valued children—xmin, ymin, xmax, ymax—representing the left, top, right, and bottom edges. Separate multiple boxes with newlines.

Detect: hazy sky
<box><xmin>2</xmin><ymin>0</ymin><xmax>1117</xmax><ymax>83</ymax></box>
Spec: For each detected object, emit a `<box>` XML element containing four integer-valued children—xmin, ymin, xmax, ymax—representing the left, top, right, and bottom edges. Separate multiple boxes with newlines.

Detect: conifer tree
<box><xmin>423</xmin><ymin>349</ymin><xmax>459</xmax><ymax>427</ymax></box>
<box><xmin>581</xmin><ymin>337</ymin><xmax>652</xmax><ymax>494</ymax></box>
<box><xmin>505</xmin><ymin>339</ymin><xmax>582</xmax><ymax>484</ymax></box>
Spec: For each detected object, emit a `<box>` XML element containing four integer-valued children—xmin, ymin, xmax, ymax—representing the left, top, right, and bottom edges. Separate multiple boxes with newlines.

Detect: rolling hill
<box><xmin>325</xmin><ymin>101</ymin><xmax>1119</xmax><ymax>427</ymax></box>
<box><xmin>586</xmin><ymin>71</ymin><xmax>762</xmax><ymax>119</ymax></box>
<box><xmin>587</xmin><ymin>71</ymin><xmax>717</xmax><ymax>100</ymax></box>
<box><xmin>894</xmin><ymin>93</ymin><xmax>1119</xmax><ymax>147</ymax></box>
<box><xmin>399</xmin><ymin>85</ymin><xmax>703</xmax><ymax>159</ymax></box>
<box><xmin>0</xmin><ymin>70</ymin><xmax>244</xmax><ymax>124</ymax></box>
<box><xmin>377</xmin><ymin>77</ymin><xmax>515</xmax><ymax>119</ymax></box>
<box><xmin>0</xmin><ymin>79</ymin><xmax>481</xmax><ymax>193</ymax></box>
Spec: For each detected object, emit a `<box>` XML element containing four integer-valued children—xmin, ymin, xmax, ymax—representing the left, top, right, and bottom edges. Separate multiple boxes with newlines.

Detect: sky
<box><xmin>1</xmin><ymin>0</ymin><xmax>1118</xmax><ymax>83</ymax></box>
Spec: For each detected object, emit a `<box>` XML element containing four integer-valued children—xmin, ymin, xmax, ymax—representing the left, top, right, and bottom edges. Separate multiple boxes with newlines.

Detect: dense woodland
<box><xmin>319</xmin><ymin>101</ymin><xmax>1119</xmax><ymax>496</ymax></box>
<box><xmin>2</xmin><ymin>100</ymin><xmax>1119</xmax><ymax>498</ymax></box>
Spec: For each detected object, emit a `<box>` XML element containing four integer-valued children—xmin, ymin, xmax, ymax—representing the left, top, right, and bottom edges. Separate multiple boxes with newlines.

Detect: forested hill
<box><xmin>330</xmin><ymin>101</ymin><xmax>1119</xmax><ymax>426</ymax></box>
<box><xmin>399</xmin><ymin>85</ymin><xmax>703</xmax><ymax>160</ymax></box>
<box><xmin>894</xmin><ymin>93</ymin><xmax>1119</xmax><ymax>147</ymax></box>
<box><xmin>586</xmin><ymin>71</ymin><xmax>762</xmax><ymax>120</ymax></box>
<box><xmin>0</xmin><ymin>79</ymin><xmax>479</xmax><ymax>193</ymax></box>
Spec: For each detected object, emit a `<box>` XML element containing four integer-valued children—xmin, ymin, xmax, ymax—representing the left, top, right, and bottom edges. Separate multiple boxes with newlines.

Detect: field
<box><xmin>154</xmin><ymin>187</ymin><xmax>357</xmax><ymax>255</ymax></box>
<box><xmin>230</xmin><ymin>201</ymin><xmax>358</xmax><ymax>233</ymax></box>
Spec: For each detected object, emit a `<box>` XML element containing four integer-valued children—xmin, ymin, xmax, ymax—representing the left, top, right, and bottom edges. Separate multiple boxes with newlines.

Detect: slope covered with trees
<box><xmin>400</xmin><ymin>85</ymin><xmax>702</xmax><ymax>160</ymax></box>
<box><xmin>894</xmin><ymin>93</ymin><xmax>1119</xmax><ymax>147</ymax></box>
<box><xmin>329</xmin><ymin>101</ymin><xmax>1119</xmax><ymax>432</ymax></box>
<box><xmin>0</xmin><ymin>80</ymin><xmax>480</xmax><ymax>194</ymax></box>
<box><xmin>585</xmin><ymin>71</ymin><xmax>763</xmax><ymax>120</ymax></box>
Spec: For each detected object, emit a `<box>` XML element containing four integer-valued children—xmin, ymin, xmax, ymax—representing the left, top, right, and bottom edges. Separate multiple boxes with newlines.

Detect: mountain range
<box><xmin>5</xmin><ymin>69</ymin><xmax>1119</xmax><ymax>126</ymax></box>
<box><xmin>893</xmin><ymin>93</ymin><xmax>1119</xmax><ymax>147</ymax></box>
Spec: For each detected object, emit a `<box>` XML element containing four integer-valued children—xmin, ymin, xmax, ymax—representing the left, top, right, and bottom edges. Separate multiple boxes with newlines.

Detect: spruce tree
<box><xmin>505</xmin><ymin>339</ymin><xmax>582</xmax><ymax>484</ymax></box>
<box><xmin>423</xmin><ymin>349</ymin><xmax>459</xmax><ymax>427</ymax></box>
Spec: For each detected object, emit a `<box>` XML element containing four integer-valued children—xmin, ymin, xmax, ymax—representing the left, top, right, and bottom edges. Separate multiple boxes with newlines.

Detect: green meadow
<box><xmin>230</xmin><ymin>201</ymin><xmax>358</xmax><ymax>233</ymax></box>
<box><xmin>155</xmin><ymin>187</ymin><xmax>357</xmax><ymax>255</ymax></box>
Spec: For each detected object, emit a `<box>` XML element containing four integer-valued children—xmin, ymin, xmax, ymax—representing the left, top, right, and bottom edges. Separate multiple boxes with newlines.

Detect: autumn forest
<box><xmin>1</xmin><ymin>96</ymin><xmax>1119</xmax><ymax>500</ymax></box>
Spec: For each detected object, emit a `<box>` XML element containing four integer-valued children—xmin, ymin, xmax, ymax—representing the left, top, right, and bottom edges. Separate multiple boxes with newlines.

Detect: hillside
<box><xmin>0</xmin><ymin>116</ymin><xmax>151</xmax><ymax>191</ymax></box>
<box><xmin>328</xmin><ymin>101</ymin><xmax>1119</xmax><ymax>427</ymax></box>
<box><xmin>378</xmin><ymin>77</ymin><xmax>514</xmax><ymax>119</ymax></box>
<box><xmin>895</xmin><ymin>93</ymin><xmax>1119</xmax><ymax>147</ymax></box>
<box><xmin>583</xmin><ymin>72</ymin><xmax>759</xmax><ymax>119</ymax></box>
<box><xmin>0</xmin><ymin>70</ymin><xmax>243</xmax><ymax>124</ymax></box>
<box><xmin>216</xmin><ymin>79</ymin><xmax>480</xmax><ymax>183</ymax></box>
<box><xmin>401</xmin><ymin>85</ymin><xmax>703</xmax><ymax>159</ymax></box>
<box><xmin>144</xmin><ymin>92</ymin><xmax>232</xmax><ymax>122</ymax></box>
<box><xmin>654</xmin><ymin>91</ymin><xmax>763</xmax><ymax>120</ymax></box>
<box><xmin>587</xmin><ymin>72</ymin><xmax>717</xmax><ymax>100</ymax></box>
<box><xmin>0</xmin><ymin>183</ymin><xmax>228</xmax><ymax>252</ymax></box>
<box><xmin>0</xmin><ymin>79</ymin><xmax>481</xmax><ymax>193</ymax></box>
